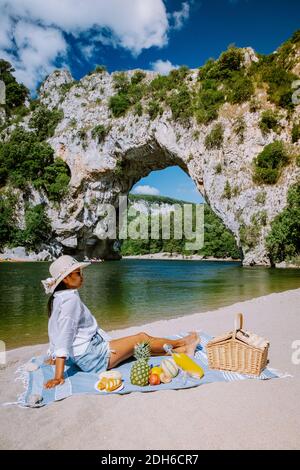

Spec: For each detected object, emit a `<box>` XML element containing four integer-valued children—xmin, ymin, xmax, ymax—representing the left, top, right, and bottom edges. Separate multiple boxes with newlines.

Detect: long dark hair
<box><xmin>47</xmin><ymin>281</ymin><xmax>69</xmax><ymax>318</ymax></box>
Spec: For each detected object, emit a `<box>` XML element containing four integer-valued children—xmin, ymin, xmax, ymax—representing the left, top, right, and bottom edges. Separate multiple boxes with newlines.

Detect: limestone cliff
<box><xmin>1</xmin><ymin>35</ymin><xmax>300</xmax><ymax>265</ymax></box>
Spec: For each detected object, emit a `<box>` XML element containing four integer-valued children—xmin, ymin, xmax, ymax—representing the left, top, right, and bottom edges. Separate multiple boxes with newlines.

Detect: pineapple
<box><xmin>130</xmin><ymin>341</ymin><xmax>151</xmax><ymax>386</ymax></box>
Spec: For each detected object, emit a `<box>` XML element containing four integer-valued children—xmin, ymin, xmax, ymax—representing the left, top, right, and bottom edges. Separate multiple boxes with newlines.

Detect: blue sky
<box><xmin>1</xmin><ymin>0</ymin><xmax>299</xmax><ymax>203</ymax></box>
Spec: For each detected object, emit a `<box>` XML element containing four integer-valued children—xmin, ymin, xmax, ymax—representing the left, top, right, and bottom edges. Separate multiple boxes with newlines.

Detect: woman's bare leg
<box><xmin>107</xmin><ymin>331</ymin><xmax>199</xmax><ymax>369</ymax></box>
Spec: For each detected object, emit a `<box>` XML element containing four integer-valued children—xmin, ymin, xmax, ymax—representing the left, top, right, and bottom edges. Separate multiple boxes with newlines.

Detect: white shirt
<box><xmin>47</xmin><ymin>289</ymin><xmax>111</xmax><ymax>360</ymax></box>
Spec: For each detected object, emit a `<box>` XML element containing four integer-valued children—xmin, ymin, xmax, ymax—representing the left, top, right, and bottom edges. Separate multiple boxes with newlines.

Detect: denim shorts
<box><xmin>72</xmin><ymin>332</ymin><xmax>111</xmax><ymax>374</ymax></box>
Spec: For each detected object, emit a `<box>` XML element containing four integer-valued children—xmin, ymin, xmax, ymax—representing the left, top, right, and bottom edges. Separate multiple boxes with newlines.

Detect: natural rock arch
<box><xmin>17</xmin><ymin>44</ymin><xmax>300</xmax><ymax>265</ymax></box>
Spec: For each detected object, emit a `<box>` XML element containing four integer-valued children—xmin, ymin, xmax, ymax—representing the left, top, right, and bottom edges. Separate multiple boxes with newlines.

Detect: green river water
<box><xmin>0</xmin><ymin>259</ymin><xmax>299</xmax><ymax>350</ymax></box>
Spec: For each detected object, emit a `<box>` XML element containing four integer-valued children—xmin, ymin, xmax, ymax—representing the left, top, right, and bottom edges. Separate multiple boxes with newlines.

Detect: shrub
<box><xmin>126</xmin><ymin>83</ymin><xmax>146</xmax><ymax>104</ymax></box>
<box><xmin>167</xmin><ymin>66</ymin><xmax>190</xmax><ymax>87</ymax></box>
<box><xmin>0</xmin><ymin>196</ymin><xmax>52</xmax><ymax>250</ymax></box>
<box><xmin>292</xmin><ymin>123</ymin><xmax>300</xmax><ymax>143</ymax></box>
<box><xmin>233</xmin><ymin>116</ymin><xmax>246</xmax><ymax>143</ymax></box>
<box><xmin>94</xmin><ymin>65</ymin><xmax>107</xmax><ymax>74</ymax></box>
<box><xmin>223</xmin><ymin>180</ymin><xmax>232</xmax><ymax>199</ymax></box>
<box><xmin>218</xmin><ymin>47</ymin><xmax>243</xmax><ymax>77</ymax></box>
<box><xmin>114</xmin><ymin>157</ymin><xmax>125</xmax><ymax>177</ymax></box>
<box><xmin>239</xmin><ymin>222</ymin><xmax>261</xmax><ymax>249</ymax></box>
<box><xmin>205</xmin><ymin>123</ymin><xmax>224</xmax><ymax>149</ymax></box>
<box><xmin>259</xmin><ymin>110</ymin><xmax>280</xmax><ymax>135</ymax></box>
<box><xmin>200</xmin><ymin>204</ymin><xmax>240</xmax><ymax>259</ymax></box>
<box><xmin>198</xmin><ymin>47</ymin><xmax>243</xmax><ymax>81</ymax></box>
<box><xmin>0</xmin><ymin>128</ymin><xmax>70</xmax><ymax>200</ymax></box>
<box><xmin>249</xmin><ymin>98</ymin><xmax>260</xmax><ymax>113</ymax></box>
<box><xmin>109</xmin><ymin>71</ymin><xmax>147</xmax><ymax>117</ymax></box>
<box><xmin>0</xmin><ymin>192</ymin><xmax>19</xmax><ymax>249</ymax></box>
<box><xmin>10</xmin><ymin>105</ymin><xmax>30</xmax><ymax>126</ymax></box>
<box><xmin>134</xmin><ymin>103</ymin><xmax>143</xmax><ymax>116</ymax></box>
<box><xmin>29</xmin><ymin>105</ymin><xmax>64</xmax><ymax>140</ymax></box>
<box><xmin>251</xmin><ymin>211</ymin><xmax>267</xmax><ymax>226</ymax></box>
<box><xmin>167</xmin><ymin>85</ymin><xmax>192</xmax><ymax>123</ymax></box>
<box><xmin>198</xmin><ymin>59</ymin><xmax>217</xmax><ymax>81</ymax></box>
<box><xmin>0</xmin><ymin>59</ymin><xmax>29</xmax><ymax>114</ymax></box>
<box><xmin>215</xmin><ymin>163</ymin><xmax>222</xmax><ymax>174</ymax></box>
<box><xmin>59</xmin><ymin>82</ymin><xmax>75</xmax><ymax>95</ymax></box>
<box><xmin>20</xmin><ymin>204</ymin><xmax>52</xmax><ymax>249</ymax></box>
<box><xmin>34</xmin><ymin>158</ymin><xmax>71</xmax><ymax>201</ymax></box>
<box><xmin>232</xmin><ymin>185</ymin><xmax>240</xmax><ymax>197</ymax></box>
<box><xmin>113</xmin><ymin>72</ymin><xmax>130</xmax><ymax>93</ymax></box>
<box><xmin>255</xmin><ymin>191</ymin><xmax>267</xmax><ymax>204</ymax></box>
<box><xmin>0</xmin><ymin>128</ymin><xmax>53</xmax><ymax>188</ymax></box>
<box><xmin>109</xmin><ymin>93</ymin><xmax>131</xmax><ymax>117</ymax></box>
<box><xmin>266</xmin><ymin>183</ymin><xmax>300</xmax><ymax>263</ymax></box>
<box><xmin>251</xmin><ymin>55</ymin><xmax>297</xmax><ymax>109</ymax></box>
<box><xmin>226</xmin><ymin>73</ymin><xmax>254</xmax><ymax>104</ymax></box>
<box><xmin>253</xmin><ymin>141</ymin><xmax>289</xmax><ymax>184</ymax></box>
<box><xmin>91</xmin><ymin>124</ymin><xmax>109</xmax><ymax>143</ymax></box>
<box><xmin>131</xmin><ymin>71</ymin><xmax>146</xmax><ymax>85</ymax></box>
<box><xmin>29</xmin><ymin>99</ymin><xmax>40</xmax><ymax>112</ymax></box>
<box><xmin>148</xmin><ymin>66</ymin><xmax>190</xmax><ymax>106</ymax></box>
<box><xmin>195</xmin><ymin>80</ymin><xmax>224</xmax><ymax>124</ymax></box>
<box><xmin>147</xmin><ymin>100</ymin><xmax>162</xmax><ymax>120</ymax></box>
<box><xmin>149</xmin><ymin>75</ymin><xmax>172</xmax><ymax>93</ymax></box>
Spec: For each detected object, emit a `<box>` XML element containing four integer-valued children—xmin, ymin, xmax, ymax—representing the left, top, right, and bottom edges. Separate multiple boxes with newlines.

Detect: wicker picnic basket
<box><xmin>206</xmin><ymin>313</ymin><xmax>269</xmax><ymax>376</ymax></box>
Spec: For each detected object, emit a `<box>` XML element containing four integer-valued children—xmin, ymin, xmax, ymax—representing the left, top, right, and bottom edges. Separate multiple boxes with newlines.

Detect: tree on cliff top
<box><xmin>0</xmin><ymin>60</ymin><xmax>29</xmax><ymax>114</ymax></box>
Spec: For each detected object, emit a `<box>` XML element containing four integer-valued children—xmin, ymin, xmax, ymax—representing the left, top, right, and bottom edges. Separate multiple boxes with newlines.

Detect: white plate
<box><xmin>94</xmin><ymin>380</ymin><xmax>124</xmax><ymax>393</ymax></box>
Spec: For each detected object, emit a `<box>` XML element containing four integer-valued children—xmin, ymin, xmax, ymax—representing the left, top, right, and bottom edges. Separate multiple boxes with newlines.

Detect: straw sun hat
<box><xmin>41</xmin><ymin>255</ymin><xmax>92</xmax><ymax>294</ymax></box>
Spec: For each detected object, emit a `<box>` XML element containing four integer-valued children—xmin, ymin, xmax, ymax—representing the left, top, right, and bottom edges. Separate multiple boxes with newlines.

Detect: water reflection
<box><xmin>0</xmin><ymin>260</ymin><xmax>299</xmax><ymax>349</ymax></box>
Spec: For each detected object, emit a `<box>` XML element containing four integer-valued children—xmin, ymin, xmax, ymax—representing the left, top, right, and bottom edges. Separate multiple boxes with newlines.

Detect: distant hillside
<box><xmin>121</xmin><ymin>194</ymin><xmax>241</xmax><ymax>259</ymax></box>
<box><xmin>129</xmin><ymin>193</ymin><xmax>193</xmax><ymax>206</ymax></box>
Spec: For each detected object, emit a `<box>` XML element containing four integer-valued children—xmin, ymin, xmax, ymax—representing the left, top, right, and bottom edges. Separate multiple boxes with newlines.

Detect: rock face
<box><xmin>0</xmin><ymin>245</ymin><xmax>60</xmax><ymax>261</ymax></box>
<box><xmin>4</xmin><ymin>47</ymin><xmax>300</xmax><ymax>265</ymax></box>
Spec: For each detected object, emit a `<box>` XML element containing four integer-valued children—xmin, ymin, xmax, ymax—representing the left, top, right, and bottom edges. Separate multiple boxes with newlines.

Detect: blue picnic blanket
<box><xmin>14</xmin><ymin>331</ymin><xmax>282</xmax><ymax>407</ymax></box>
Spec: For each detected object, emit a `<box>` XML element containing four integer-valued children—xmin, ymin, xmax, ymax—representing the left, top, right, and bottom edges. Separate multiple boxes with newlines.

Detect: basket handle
<box><xmin>232</xmin><ymin>313</ymin><xmax>243</xmax><ymax>340</ymax></box>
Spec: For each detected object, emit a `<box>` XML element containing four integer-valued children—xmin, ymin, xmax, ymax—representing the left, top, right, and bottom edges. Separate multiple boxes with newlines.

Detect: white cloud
<box><xmin>12</xmin><ymin>22</ymin><xmax>67</xmax><ymax>90</ymax></box>
<box><xmin>133</xmin><ymin>185</ymin><xmax>160</xmax><ymax>196</ymax></box>
<box><xmin>0</xmin><ymin>0</ymin><xmax>186</xmax><ymax>89</ymax></box>
<box><xmin>150</xmin><ymin>59</ymin><xmax>179</xmax><ymax>75</ymax></box>
<box><xmin>0</xmin><ymin>12</ymin><xmax>13</xmax><ymax>50</ymax></box>
<box><xmin>172</xmin><ymin>2</ymin><xmax>190</xmax><ymax>30</ymax></box>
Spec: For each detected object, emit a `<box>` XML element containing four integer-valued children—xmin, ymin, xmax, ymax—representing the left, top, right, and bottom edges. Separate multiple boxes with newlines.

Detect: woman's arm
<box><xmin>44</xmin><ymin>357</ymin><xmax>66</xmax><ymax>388</ymax></box>
<box><xmin>45</xmin><ymin>295</ymin><xmax>81</xmax><ymax>388</ymax></box>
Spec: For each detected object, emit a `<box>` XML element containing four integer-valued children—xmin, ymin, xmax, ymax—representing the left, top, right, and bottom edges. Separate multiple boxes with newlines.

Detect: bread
<box><xmin>98</xmin><ymin>370</ymin><xmax>122</xmax><ymax>381</ymax></box>
<box><xmin>97</xmin><ymin>377</ymin><xmax>122</xmax><ymax>392</ymax></box>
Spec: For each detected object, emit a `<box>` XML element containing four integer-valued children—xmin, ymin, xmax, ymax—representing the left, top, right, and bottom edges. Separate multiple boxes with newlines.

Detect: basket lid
<box><xmin>207</xmin><ymin>313</ymin><xmax>269</xmax><ymax>350</ymax></box>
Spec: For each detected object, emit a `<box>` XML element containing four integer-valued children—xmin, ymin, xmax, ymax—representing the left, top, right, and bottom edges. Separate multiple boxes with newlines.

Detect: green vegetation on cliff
<box><xmin>0</xmin><ymin>193</ymin><xmax>51</xmax><ymax>250</ymax></box>
<box><xmin>0</xmin><ymin>60</ymin><xmax>29</xmax><ymax>116</ymax></box>
<box><xmin>0</xmin><ymin>127</ymin><xmax>70</xmax><ymax>201</ymax></box>
<box><xmin>29</xmin><ymin>105</ymin><xmax>64</xmax><ymax>140</ymax></box>
<box><xmin>0</xmin><ymin>61</ymin><xmax>69</xmax><ymax>202</ymax></box>
<box><xmin>266</xmin><ymin>183</ymin><xmax>300</xmax><ymax>264</ymax></box>
<box><xmin>253</xmin><ymin>141</ymin><xmax>290</xmax><ymax>185</ymax></box>
<box><xmin>107</xmin><ymin>30</ymin><xmax>300</xmax><ymax>126</ymax></box>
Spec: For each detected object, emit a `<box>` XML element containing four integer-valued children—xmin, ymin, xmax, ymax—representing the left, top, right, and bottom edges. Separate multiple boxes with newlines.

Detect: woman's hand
<box><xmin>44</xmin><ymin>377</ymin><xmax>65</xmax><ymax>389</ymax></box>
<box><xmin>44</xmin><ymin>356</ymin><xmax>66</xmax><ymax>388</ymax></box>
